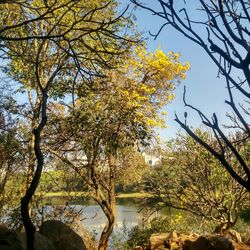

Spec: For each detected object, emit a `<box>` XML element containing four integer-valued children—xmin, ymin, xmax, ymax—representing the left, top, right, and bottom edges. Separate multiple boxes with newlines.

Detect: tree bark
<box><xmin>98</xmin><ymin>216</ymin><xmax>115</xmax><ymax>250</ymax></box>
<box><xmin>21</xmin><ymin>128</ymin><xmax>44</xmax><ymax>250</ymax></box>
<box><xmin>98</xmin><ymin>159</ymin><xmax>116</xmax><ymax>250</ymax></box>
<box><xmin>26</xmin><ymin>133</ymin><xmax>36</xmax><ymax>191</ymax></box>
<box><xmin>98</xmin><ymin>199</ymin><xmax>115</xmax><ymax>250</ymax></box>
<box><xmin>21</xmin><ymin>92</ymin><xmax>48</xmax><ymax>250</ymax></box>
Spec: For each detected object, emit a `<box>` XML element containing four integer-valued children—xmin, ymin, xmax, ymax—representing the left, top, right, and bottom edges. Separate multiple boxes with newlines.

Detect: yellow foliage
<box><xmin>105</xmin><ymin>45</ymin><xmax>190</xmax><ymax>129</ymax></box>
<box><xmin>76</xmin><ymin>45</ymin><xmax>190</xmax><ymax>134</ymax></box>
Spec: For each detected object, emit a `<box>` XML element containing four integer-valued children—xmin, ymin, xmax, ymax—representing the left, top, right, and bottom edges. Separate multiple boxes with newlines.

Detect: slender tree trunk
<box><xmin>98</xmin><ymin>200</ymin><xmax>115</xmax><ymax>250</ymax></box>
<box><xmin>21</xmin><ymin>92</ymin><xmax>48</xmax><ymax>250</ymax></box>
<box><xmin>21</xmin><ymin>128</ymin><xmax>44</xmax><ymax>250</ymax></box>
<box><xmin>21</xmin><ymin>197</ymin><xmax>36</xmax><ymax>250</ymax></box>
<box><xmin>26</xmin><ymin>134</ymin><xmax>36</xmax><ymax>191</ymax></box>
<box><xmin>98</xmin><ymin>163</ymin><xmax>116</xmax><ymax>250</ymax></box>
<box><xmin>26</xmin><ymin>134</ymin><xmax>36</xmax><ymax>226</ymax></box>
<box><xmin>98</xmin><ymin>219</ymin><xmax>115</xmax><ymax>250</ymax></box>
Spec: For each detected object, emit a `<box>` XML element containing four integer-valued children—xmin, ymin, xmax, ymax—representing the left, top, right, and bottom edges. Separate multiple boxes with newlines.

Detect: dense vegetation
<box><xmin>0</xmin><ymin>0</ymin><xmax>249</xmax><ymax>250</ymax></box>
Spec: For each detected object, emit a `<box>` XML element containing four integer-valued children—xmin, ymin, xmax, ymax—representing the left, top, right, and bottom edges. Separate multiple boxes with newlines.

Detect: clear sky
<box><xmin>3</xmin><ymin>1</ymin><xmax>235</xmax><ymax>141</ymax></box>
<box><xmin>120</xmin><ymin>1</ymin><xmax>231</xmax><ymax>140</ymax></box>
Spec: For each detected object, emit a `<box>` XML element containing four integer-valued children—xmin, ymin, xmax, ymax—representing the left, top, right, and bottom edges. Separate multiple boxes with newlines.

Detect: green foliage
<box><xmin>126</xmin><ymin>216</ymin><xmax>187</xmax><ymax>249</ymax></box>
<box><xmin>127</xmin><ymin>225</ymin><xmax>153</xmax><ymax>249</ymax></box>
<box><xmin>143</xmin><ymin>130</ymin><xmax>249</xmax><ymax>230</ymax></box>
<box><xmin>110</xmin><ymin>224</ymin><xmax>130</xmax><ymax>250</ymax></box>
<box><xmin>115</xmin><ymin>147</ymin><xmax>150</xmax><ymax>193</ymax></box>
<box><xmin>114</xmin><ymin>209</ymin><xmax>250</xmax><ymax>249</ymax></box>
<box><xmin>240</xmin><ymin>206</ymin><xmax>250</xmax><ymax>223</ymax></box>
<box><xmin>0</xmin><ymin>3</ymin><xmax>190</xmax><ymax>247</ymax></box>
<box><xmin>0</xmin><ymin>110</ymin><xmax>25</xmax><ymax>220</ymax></box>
<box><xmin>234</xmin><ymin>217</ymin><xmax>250</xmax><ymax>243</ymax></box>
<box><xmin>71</xmin><ymin>46</ymin><xmax>189</xmax><ymax>149</ymax></box>
<box><xmin>0</xmin><ymin>0</ymin><xmax>138</xmax><ymax>230</ymax></box>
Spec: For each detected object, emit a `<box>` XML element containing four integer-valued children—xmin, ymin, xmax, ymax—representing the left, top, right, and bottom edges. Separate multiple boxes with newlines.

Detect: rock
<box><xmin>149</xmin><ymin>232</ymin><xmax>200</xmax><ymax>250</ymax></box>
<box><xmin>0</xmin><ymin>224</ymin><xmax>54</xmax><ymax>250</ymax></box>
<box><xmin>0</xmin><ymin>224</ymin><xmax>24</xmax><ymax>250</ymax></box>
<box><xmin>183</xmin><ymin>235</ymin><xmax>234</xmax><ymax>250</ymax></box>
<box><xmin>40</xmin><ymin>220</ymin><xmax>87</xmax><ymax>250</ymax></box>
<box><xmin>72</xmin><ymin>219</ymin><xmax>96</xmax><ymax>250</ymax></box>
<box><xmin>19</xmin><ymin>232</ymin><xmax>55</xmax><ymax>250</ymax></box>
<box><xmin>232</xmin><ymin>241</ymin><xmax>250</xmax><ymax>250</ymax></box>
<box><xmin>133</xmin><ymin>246</ymin><xmax>144</xmax><ymax>250</ymax></box>
<box><xmin>164</xmin><ymin>231</ymin><xmax>183</xmax><ymax>250</ymax></box>
<box><xmin>147</xmin><ymin>231</ymin><xmax>250</xmax><ymax>250</ymax></box>
<box><xmin>225</xmin><ymin>229</ymin><xmax>242</xmax><ymax>243</ymax></box>
<box><xmin>150</xmin><ymin>233</ymin><xmax>169</xmax><ymax>250</ymax></box>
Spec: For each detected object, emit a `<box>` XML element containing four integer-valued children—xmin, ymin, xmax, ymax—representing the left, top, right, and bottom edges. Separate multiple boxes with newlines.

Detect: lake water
<box><xmin>77</xmin><ymin>201</ymin><xmax>145</xmax><ymax>237</ymax></box>
<box><xmin>43</xmin><ymin>196</ymin><xmax>175</xmax><ymax>250</ymax></box>
<box><xmin>45</xmin><ymin>197</ymin><xmax>159</xmax><ymax>241</ymax></box>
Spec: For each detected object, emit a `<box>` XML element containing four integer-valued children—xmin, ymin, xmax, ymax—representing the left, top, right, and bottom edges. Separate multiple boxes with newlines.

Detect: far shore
<box><xmin>37</xmin><ymin>191</ymin><xmax>151</xmax><ymax>199</ymax></box>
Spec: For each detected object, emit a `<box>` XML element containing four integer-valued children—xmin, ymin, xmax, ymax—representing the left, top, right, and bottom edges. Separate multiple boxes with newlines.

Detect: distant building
<box><xmin>142</xmin><ymin>152</ymin><xmax>161</xmax><ymax>167</ymax></box>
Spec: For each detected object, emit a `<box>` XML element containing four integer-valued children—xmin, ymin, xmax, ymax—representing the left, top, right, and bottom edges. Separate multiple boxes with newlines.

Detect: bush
<box><xmin>234</xmin><ymin>218</ymin><xmax>250</xmax><ymax>244</ymax></box>
<box><xmin>126</xmin><ymin>217</ymin><xmax>172</xmax><ymax>249</ymax></box>
<box><xmin>240</xmin><ymin>207</ymin><xmax>250</xmax><ymax>223</ymax></box>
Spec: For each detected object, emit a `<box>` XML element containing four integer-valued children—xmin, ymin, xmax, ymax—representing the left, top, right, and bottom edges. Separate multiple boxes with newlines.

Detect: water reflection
<box><xmin>76</xmin><ymin>203</ymin><xmax>144</xmax><ymax>239</ymax></box>
<box><xmin>44</xmin><ymin>197</ymin><xmax>148</xmax><ymax>239</ymax></box>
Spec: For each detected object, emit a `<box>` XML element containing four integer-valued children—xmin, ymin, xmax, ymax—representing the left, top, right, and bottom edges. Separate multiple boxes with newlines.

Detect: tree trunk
<box><xmin>98</xmin><ymin>208</ymin><xmax>115</xmax><ymax>250</ymax></box>
<box><xmin>21</xmin><ymin>92</ymin><xmax>48</xmax><ymax>250</ymax></box>
<box><xmin>21</xmin><ymin>196</ymin><xmax>36</xmax><ymax>250</ymax></box>
<box><xmin>98</xmin><ymin>161</ymin><xmax>116</xmax><ymax>250</ymax></box>
<box><xmin>26</xmin><ymin>134</ymin><xmax>36</xmax><ymax>191</ymax></box>
<box><xmin>21</xmin><ymin>128</ymin><xmax>44</xmax><ymax>250</ymax></box>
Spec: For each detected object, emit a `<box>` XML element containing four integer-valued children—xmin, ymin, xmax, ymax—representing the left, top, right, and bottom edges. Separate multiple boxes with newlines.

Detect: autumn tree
<box><xmin>132</xmin><ymin>0</ymin><xmax>250</xmax><ymax>191</ymax></box>
<box><xmin>48</xmin><ymin>45</ymin><xmax>189</xmax><ymax>250</ymax></box>
<box><xmin>1</xmin><ymin>0</ymin><xmax>136</xmax><ymax>248</ymax></box>
<box><xmin>142</xmin><ymin>130</ymin><xmax>249</xmax><ymax>233</ymax></box>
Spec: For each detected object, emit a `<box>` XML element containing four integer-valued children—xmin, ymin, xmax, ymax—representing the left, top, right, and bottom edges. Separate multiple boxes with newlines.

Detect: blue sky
<box><xmin>121</xmin><ymin>1</ymin><xmax>231</xmax><ymax>140</ymax></box>
<box><xmin>3</xmin><ymin>1</ymin><xmax>235</xmax><ymax>141</ymax></box>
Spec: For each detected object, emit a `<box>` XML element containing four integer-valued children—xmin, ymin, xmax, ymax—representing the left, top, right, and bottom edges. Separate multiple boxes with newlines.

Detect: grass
<box><xmin>40</xmin><ymin>191</ymin><xmax>87</xmax><ymax>197</ymax></box>
<box><xmin>116</xmin><ymin>192</ymin><xmax>152</xmax><ymax>198</ymax></box>
<box><xmin>39</xmin><ymin>191</ymin><xmax>150</xmax><ymax>198</ymax></box>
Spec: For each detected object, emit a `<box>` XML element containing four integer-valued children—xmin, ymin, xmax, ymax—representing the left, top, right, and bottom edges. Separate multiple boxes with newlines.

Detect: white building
<box><xmin>142</xmin><ymin>152</ymin><xmax>161</xmax><ymax>167</ymax></box>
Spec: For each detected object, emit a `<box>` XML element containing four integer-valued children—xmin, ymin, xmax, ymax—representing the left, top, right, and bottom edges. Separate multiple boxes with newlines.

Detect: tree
<box><xmin>142</xmin><ymin>130</ymin><xmax>249</xmax><ymax>232</ymax></box>
<box><xmin>48</xmin><ymin>46</ymin><xmax>189</xmax><ymax>250</ymax></box>
<box><xmin>0</xmin><ymin>0</ymin><xmax>131</xmax><ymax>47</ymax></box>
<box><xmin>0</xmin><ymin>107</ymin><xmax>24</xmax><ymax>219</ymax></box>
<box><xmin>1</xmin><ymin>0</ymin><xmax>136</xmax><ymax>248</ymax></box>
<box><xmin>115</xmin><ymin>147</ymin><xmax>149</xmax><ymax>193</ymax></box>
<box><xmin>131</xmin><ymin>0</ymin><xmax>250</xmax><ymax>191</ymax></box>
